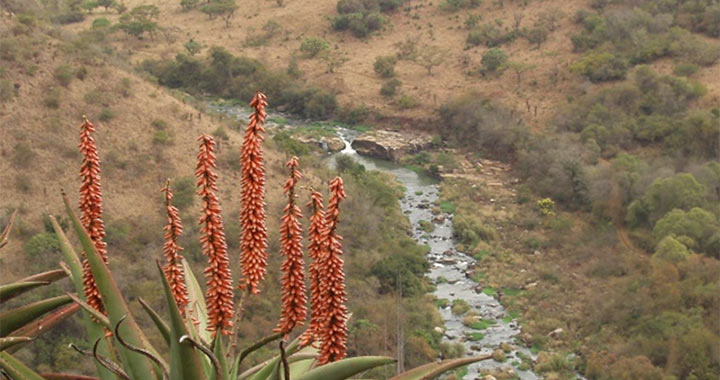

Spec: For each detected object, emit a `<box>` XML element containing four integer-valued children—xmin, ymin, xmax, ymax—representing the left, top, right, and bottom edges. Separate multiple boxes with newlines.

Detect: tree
<box><xmin>414</xmin><ymin>44</ymin><xmax>447</xmax><ymax>75</ymax></box>
<box><xmin>184</xmin><ymin>38</ymin><xmax>202</xmax><ymax>56</ymax></box>
<box><xmin>321</xmin><ymin>50</ymin><xmax>350</xmax><ymax>73</ymax></box>
<box><xmin>506</xmin><ymin>60</ymin><xmax>535</xmax><ymax>87</ymax></box>
<box><xmin>481</xmin><ymin>47</ymin><xmax>508</xmax><ymax>73</ymax></box>
<box><xmin>201</xmin><ymin>0</ymin><xmax>237</xmax><ymax>27</ymax></box>
<box><xmin>524</xmin><ymin>26</ymin><xmax>549</xmax><ymax>49</ymax></box>
<box><xmin>300</xmin><ymin>37</ymin><xmax>330</xmax><ymax>58</ymax></box>
<box><xmin>653</xmin><ymin>207</ymin><xmax>719</xmax><ymax>255</ymax></box>
<box><xmin>180</xmin><ymin>0</ymin><xmax>199</xmax><ymax>10</ymax></box>
<box><xmin>627</xmin><ymin>173</ymin><xmax>707</xmax><ymax>227</ymax></box>
<box><xmin>653</xmin><ymin>235</ymin><xmax>689</xmax><ymax>264</ymax></box>
<box><xmin>117</xmin><ymin>5</ymin><xmax>159</xmax><ymax>39</ymax></box>
<box><xmin>374</xmin><ymin>55</ymin><xmax>397</xmax><ymax>78</ymax></box>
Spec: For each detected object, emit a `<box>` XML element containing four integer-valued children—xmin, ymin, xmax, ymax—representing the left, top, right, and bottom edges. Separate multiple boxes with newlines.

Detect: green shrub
<box><xmin>673</xmin><ymin>62</ymin><xmax>699</xmax><ymax>77</ymax></box>
<box><xmin>152</xmin><ymin>130</ymin><xmax>172</xmax><ymax>145</ymax></box>
<box><xmin>332</xmin><ymin>12</ymin><xmax>384</xmax><ymax>37</ymax></box>
<box><xmin>570</xmin><ymin>51</ymin><xmax>627</xmax><ymax>82</ymax></box>
<box><xmin>44</xmin><ymin>88</ymin><xmax>61</xmax><ymax>108</ymax></box>
<box><xmin>51</xmin><ymin>11</ymin><xmax>85</xmax><ymax>24</ymax></box>
<box><xmin>0</xmin><ymin>79</ymin><xmax>13</xmax><ymax>104</ymax></box>
<box><xmin>396</xmin><ymin>94</ymin><xmax>418</xmax><ymax>109</ymax></box>
<box><xmin>92</xmin><ymin>18</ymin><xmax>112</xmax><ymax>29</ymax></box>
<box><xmin>439</xmin><ymin>0</ymin><xmax>481</xmax><ymax>12</ymax></box>
<box><xmin>212</xmin><ymin>126</ymin><xmax>229</xmax><ymax>141</ymax></box>
<box><xmin>25</xmin><ymin>232</ymin><xmax>61</xmax><ymax>258</ymax></box>
<box><xmin>481</xmin><ymin>48</ymin><xmax>508</xmax><ymax>73</ymax></box>
<box><xmin>99</xmin><ymin>107</ymin><xmax>115</xmax><ymax>121</ymax></box>
<box><xmin>172</xmin><ymin>177</ymin><xmax>195</xmax><ymax>210</ymax></box>
<box><xmin>467</xmin><ymin>24</ymin><xmax>515</xmax><ymax>47</ymax></box>
<box><xmin>55</xmin><ymin>64</ymin><xmax>74</xmax><ymax>87</ymax></box>
<box><xmin>273</xmin><ymin>132</ymin><xmax>312</xmax><ymax>156</ymax></box>
<box><xmin>0</xmin><ymin>38</ymin><xmax>18</xmax><ymax>61</ymax></box>
<box><xmin>380</xmin><ymin>78</ymin><xmax>401</xmax><ymax>97</ymax></box>
<box><xmin>13</xmin><ymin>142</ymin><xmax>35</xmax><ymax>167</ymax></box>
<box><xmin>300</xmin><ymin>37</ymin><xmax>330</xmax><ymax>58</ymax></box>
<box><xmin>451</xmin><ymin>299</ymin><xmax>471</xmax><ymax>315</ymax></box>
<box><xmin>373</xmin><ymin>55</ymin><xmax>397</xmax><ymax>77</ymax></box>
<box><xmin>151</xmin><ymin>119</ymin><xmax>167</xmax><ymax>130</ymax></box>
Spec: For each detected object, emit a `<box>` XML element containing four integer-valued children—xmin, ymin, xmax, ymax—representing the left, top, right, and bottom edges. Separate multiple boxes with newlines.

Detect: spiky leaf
<box><xmin>157</xmin><ymin>262</ymin><xmax>207</xmax><ymax>380</ymax></box>
<box><xmin>138</xmin><ymin>298</ymin><xmax>170</xmax><ymax>346</ymax></box>
<box><xmin>5</xmin><ymin>303</ymin><xmax>80</xmax><ymax>354</ymax></box>
<box><xmin>63</xmin><ymin>193</ymin><xmax>157</xmax><ymax>379</ymax></box>
<box><xmin>387</xmin><ymin>354</ymin><xmax>492</xmax><ymax>380</ymax></box>
<box><xmin>0</xmin><ymin>337</ymin><xmax>33</xmax><ymax>352</ymax></box>
<box><xmin>0</xmin><ymin>295</ymin><xmax>72</xmax><ymax>337</ymax></box>
<box><xmin>0</xmin><ymin>282</ymin><xmax>50</xmax><ymax>303</ymax></box>
<box><xmin>0</xmin><ymin>351</ymin><xmax>46</xmax><ymax>380</ymax></box>
<box><xmin>295</xmin><ymin>356</ymin><xmax>395</xmax><ymax>380</ymax></box>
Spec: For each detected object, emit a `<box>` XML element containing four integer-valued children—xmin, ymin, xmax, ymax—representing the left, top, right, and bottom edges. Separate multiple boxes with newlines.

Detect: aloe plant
<box><xmin>0</xmin><ymin>210</ymin><xmax>83</xmax><ymax>379</ymax></box>
<box><xmin>2</xmin><ymin>101</ymin><xmax>493</xmax><ymax>379</ymax></box>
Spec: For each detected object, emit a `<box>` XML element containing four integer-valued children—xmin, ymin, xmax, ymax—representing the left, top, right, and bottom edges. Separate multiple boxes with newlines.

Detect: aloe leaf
<box><xmin>138</xmin><ymin>297</ymin><xmax>171</xmax><ymax>346</ymax></box>
<box><xmin>37</xmin><ymin>374</ymin><xmax>100</xmax><ymax>380</ymax></box>
<box><xmin>246</xmin><ymin>356</ymin><xmax>280</xmax><ymax>380</ymax></box>
<box><xmin>295</xmin><ymin>356</ymin><xmax>395</xmax><ymax>380</ymax></box>
<box><xmin>156</xmin><ymin>262</ymin><xmax>207</xmax><ymax>380</ymax></box>
<box><xmin>0</xmin><ymin>351</ymin><xmax>46</xmax><ymax>380</ymax></box>
<box><xmin>211</xmin><ymin>335</ymin><xmax>229</xmax><ymax>380</ymax></box>
<box><xmin>0</xmin><ymin>209</ymin><xmax>17</xmax><ymax>251</ymax></box>
<box><xmin>0</xmin><ymin>336</ymin><xmax>33</xmax><ymax>352</ymax></box>
<box><xmin>49</xmin><ymin>214</ymin><xmax>116</xmax><ymax>380</ymax></box>
<box><xmin>388</xmin><ymin>354</ymin><xmax>492</xmax><ymax>380</ymax></box>
<box><xmin>0</xmin><ymin>295</ymin><xmax>72</xmax><ymax>337</ymax></box>
<box><xmin>65</xmin><ymin>293</ymin><xmax>111</xmax><ymax>329</ymax></box>
<box><xmin>63</xmin><ymin>193</ymin><xmax>157</xmax><ymax>380</ymax></box>
<box><xmin>19</xmin><ymin>269</ymin><xmax>67</xmax><ymax>284</ymax></box>
<box><xmin>5</xmin><ymin>303</ymin><xmax>80</xmax><ymax>354</ymax></box>
<box><xmin>181</xmin><ymin>258</ymin><xmax>210</xmax><ymax>344</ymax></box>
<box><xmin>0</xmin><ymin>281</ymin><xmax>50</xmax><ymax>303</ymax></box>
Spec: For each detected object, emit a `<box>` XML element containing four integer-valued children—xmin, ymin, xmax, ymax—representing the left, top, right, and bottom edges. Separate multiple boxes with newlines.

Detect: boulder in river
<box><xmin>351</xmin><ymin>130</ymin><xmax>433</xmax><ymax>161</ymax></box>
<box><xmin>294</xmin><ymin>135</ymin><xmax>346</xmax><ymax>153</ymax></box>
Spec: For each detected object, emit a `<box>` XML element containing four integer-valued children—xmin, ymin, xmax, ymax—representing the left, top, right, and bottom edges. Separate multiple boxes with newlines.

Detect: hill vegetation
<box><xmin>1</xmin><ymin>0</ymin><xmax>718</xmax><ymax>378</ymax></box>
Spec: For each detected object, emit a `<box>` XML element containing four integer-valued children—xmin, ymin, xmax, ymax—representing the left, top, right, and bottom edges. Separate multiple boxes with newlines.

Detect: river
<box><xmin>210</xmin><ymin>103</ymin><xmax>541</xmax><ymax>380</ymax></box>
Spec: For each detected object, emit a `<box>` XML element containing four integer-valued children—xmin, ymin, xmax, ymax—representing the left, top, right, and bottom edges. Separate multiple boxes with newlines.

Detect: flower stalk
<box><xmin>275</xmin><ymin>157</ymin><xmax>307</xmax><ymax>335</ymax></box>
<box><xmin>196</xmin><ymin>135</ymin><xmax>234</xmax><ymax>335</ymax></box>
<box><xmin>161</xmin><ymin>181</ymin><xmax>189</xmax><ymax>315</ymax></box>
<box><xmin>318</xmin><ymin>177</ymin><xmax>348</xmax><ymax>365</ymax></box>
<box><xmin>240</xmin><ymin>92</ymin><xmax>269</xmax><ymax>294</ymax></box>
<box><xmin>78</xmin><ymin>116</ymin><xmax>108</xmax><ymax>314</ymax></box>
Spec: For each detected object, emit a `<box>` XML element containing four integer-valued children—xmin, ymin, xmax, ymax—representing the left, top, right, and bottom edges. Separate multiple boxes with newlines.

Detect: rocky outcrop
<box><xmin>295</xmin><ymin>135</ymin><xmax>346</xmax><ymax>153</ymax></box>
<box><xmin>351</xmin><ymin>130</ymin><xmax>433</xmax><ymax>161</ymax></box>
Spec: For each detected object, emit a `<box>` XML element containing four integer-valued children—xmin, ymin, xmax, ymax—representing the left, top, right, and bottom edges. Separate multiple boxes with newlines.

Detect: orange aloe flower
<box><xmin>161</xmin><ymin>182</ymin><xmax>189</xmax><ymax>315</ymax></box>
<box><xmin>78</xmin><ymin>116</ymin><xmax>108</xmax><ymax>314</ymax></box>
<box><xmin>274</xmin><ymin>157</ymin><xmax>307</xmax><ymax>335</ymax></box>
<box><xmin>300</xmin><ymin>190</ymin><xmax>327</xmax><ymax>347</ymax></box>
<box><xmin>318</xmin><ymin>177</ymin><xmax>348</xmax><ymax>365</ymax></box>
<box><xmin>240</xmin><ymin>92</ymin><xmax>269</xmax><ymax>294</ymax></box>
<box><xmin>196</xmin><ymin>135</ymin><xmax>234</xmax><ymax>335</ymax></box>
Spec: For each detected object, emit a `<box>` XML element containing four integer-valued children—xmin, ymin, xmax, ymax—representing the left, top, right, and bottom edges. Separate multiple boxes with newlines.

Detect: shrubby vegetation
<box><xmin>331</xmin><ymin>0</ymin><xmax>405</xmax><ymax>37</ymax></box>
<box><xmin>140</xmin><ymin>47</ymin><xmax>338</xmax><ymax>119</ymax></box>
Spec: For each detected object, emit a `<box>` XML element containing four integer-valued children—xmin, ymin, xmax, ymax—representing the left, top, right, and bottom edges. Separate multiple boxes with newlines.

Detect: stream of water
<box><xmin>210</xmin><ymin>103</ymin><xmax>541</xmax><ymax>379</ymax></box>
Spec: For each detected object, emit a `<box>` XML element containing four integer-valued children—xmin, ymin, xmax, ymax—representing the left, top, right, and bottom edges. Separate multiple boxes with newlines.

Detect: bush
<box><xmin>373</xmin><ymin>55</ymin><xmax>397</xmax><ymax>77</ymax></box>
<box><xmin>0</xmin><ymin>79</ymin><xmax>13</xmax><ymax>104</ymax></box>
<box><xmin>467</xmin><ymin>24</ymin><xmax>515</xmax><ymax>47</ymax></box>
<box><xmin>44</xmin><ymin>88</ymin><xmax>61</xmax><ymax>108</ymax></box>
<box><xmin>380</xmin><ymin>79</ymin><xmax>401</xmax><ymax>97</ymax></box>
<box><xmin>570</xmin><ymin>51</ymin><xmax>627</xmax><ymax>82</ymax></box>
<box><xmin>151</xmin><ymin>119</ymin><xmax>167</xmax><ymax>130</ymax></box>
<box><xmin>51</xmin><ymin>11</ymin><xmax>85</xmax><ymax>24</ymax></box>
<box><xmin>152</xmin><ymin>130</ymin><xmax>172</xmax><ymax>145</ymax></box>
<box><xmin>12</xmin><ymin>142</ymin><xmax>35</xmax><ymax>167</ymax></box>
<box><xmin>172</xmin><ymin>177</ymin><xmax>195</xmax><ymax>210</ymax></box>
<box><xmin>481</xmin><ymin>48</ymin><xmax>508</xmax><ymax>73</ymax></box>
<box><xmin>396</xmin><ymin>94</ymin><xmax>418</xmax><ymax>109</ymax></box>
<box><xmin>673</xmin><ymin>62</ymin><xmax>699</xmax><ymax>77</ymax></box>
<box><xmin>25</xmin><ymin>232</ymin><xmax>61</xmax><ymax>258</ymax></box>
<box><xmin>92</xmin><ymin>18</ymin><xmax>112</xmax><ymax>29</ymax></box>
<box><xmin>99</xmin><ymin>107</ymin><xmax>115</xmax><ymax>121</ymax></box>
<box><xmin>213</xmin><ymin>127</ymin><xmax>229</xmax><ymax>141</ymax></box>
<box><xmin>299</xmin><ymin>37</ymin><xmax>329</xmax><ymax>58</ymax></box>
<box><xmin>439</xmin><ymin>0</ymin><xmax>481</xmax><ymax>11</ymax></box>
<box><xmin>652</xmin><ymin>207</ymin><xmax>718</xmax><ymax>255</ymax></box>
<box><xmin>55</xmin><ymin>64</ymin><xmax>74</xmax><ymax>87</ymax></box>
<box><xmin>272</xmin><ymin>132</ymin><xmax>312</xmax><ymax>156</ymax></box>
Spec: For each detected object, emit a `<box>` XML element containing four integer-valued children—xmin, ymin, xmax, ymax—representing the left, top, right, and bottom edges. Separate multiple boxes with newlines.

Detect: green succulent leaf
<box><xmin>19</xmin><ymin>269</ymin><xmax>68</xmax><ymax>284</ymax></box>
<box><xmin>388</xmin><ymin>354</ymin><xmax>492</xmax><ymax>380</ymax></box>
<box><xmin>138</xmin><ymin>297</ymin><xmax>171</xmax><ymax>346</ymax></box>
<box><xmin>63</xmin><ymin>193</ymin><xmax>158</xmax><ymax>380</ymax></box>
<box><xmin>0</xmin><ymin>336</ymin><xmax>33</xmax><ymax>352</ymax></box>
<box><xmin>0</xmin><ymin>281</ymin><xmax>50</xmax><ymax>303</ymax></box>
<box><xmin>157</xmin><ymin>261</ymin><xmax>208</xmax><ymax>380</ymax></box>
<box><xmin>36</xmin><ymin>374</ymin><xmax>100</xmax><ymax>380</ymax></box>
<box><xmin>49</xmin><ymin>214</ymin><xmax>116</xmax><ymax>380</ymax></box>
<box><xmin>0</xmin><ymin>351</ymin><xmax>46</xmax><ymax>380</ymax></box>
<box><xmin>0</xmin><ymin>295</ymin><xmax>72</xmax><ymax>337</ymax></box>
<box><xmin>65</xmin><ymin>293</ymin><xmax>111</xmax><ymax>329</ymax></box>
<box><xmin>295</xmin><ymin>356</ymin><xmax>395</xmax><ymax>380</ymax></box>
<box><xmin>5</xmin><ymin>303</ymin><xmax>80</xmax><ymax>354</ymax></box>
<box><xmin>181</xmin><ymin>258</ymin><xmax>211</xmax><ymax>344</ymax></box>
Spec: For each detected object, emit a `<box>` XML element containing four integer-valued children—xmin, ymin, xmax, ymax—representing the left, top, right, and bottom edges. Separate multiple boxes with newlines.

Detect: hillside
<box><xmin>57</xmin><ymin>0</ymin><xmax>720</xmax><ymax>129</ymax></box>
